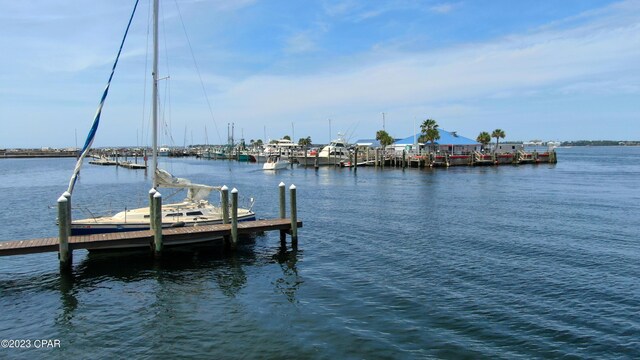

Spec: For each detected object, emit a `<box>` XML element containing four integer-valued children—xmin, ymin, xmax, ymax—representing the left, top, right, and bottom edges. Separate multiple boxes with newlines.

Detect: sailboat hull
<box><xmin>71</xmin><ymin>213</ymin><xmax>257</xmax><ymax>236</ymax></box>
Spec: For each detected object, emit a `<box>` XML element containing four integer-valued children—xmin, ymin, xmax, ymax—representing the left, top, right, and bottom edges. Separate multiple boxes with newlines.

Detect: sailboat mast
<box><xmin>151</xmin><ymin>0</ymin><xmax>159</xmax><ymax>188</ymax></box>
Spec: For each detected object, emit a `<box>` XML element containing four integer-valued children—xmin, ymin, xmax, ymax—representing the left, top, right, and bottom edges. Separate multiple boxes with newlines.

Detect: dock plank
<box><xmin>0</xmin><ymin>219</ymin><xmax>302</xmax><ymax>256</ymax></box>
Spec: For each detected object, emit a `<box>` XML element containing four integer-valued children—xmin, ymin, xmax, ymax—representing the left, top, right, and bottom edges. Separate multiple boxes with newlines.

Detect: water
<box><xmin>1</xmin><ymin>147</ymin><xmax>639</xmax><ymax>359</ymax></box>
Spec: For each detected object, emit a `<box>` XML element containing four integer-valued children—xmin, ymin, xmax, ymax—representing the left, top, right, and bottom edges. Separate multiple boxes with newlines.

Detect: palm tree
<box><xmin>298</xmin><ymin>136</ymin><xmax>312</xmax><ymax>146</ymax></box>
<box><xmin>491</xmin><ymin>129</ymin><xmax>506</xmax><ymax>151</ymax></box>
<box><xmin>419</xmin><ymin>118</ymin><xmax>440</xmax><ymax>151</ymax></box>
<box><xmin>476</xmin><ymin>132</ymin><xmax>491</xmax><ymax>150</ymax></box>
<box><xmin>376</xmin><ymin>130</ymin><xmax>394</xmax><ymax>148</ymax></box>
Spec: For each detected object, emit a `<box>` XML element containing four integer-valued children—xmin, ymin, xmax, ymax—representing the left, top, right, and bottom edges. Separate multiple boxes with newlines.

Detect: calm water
<box><xmin>1</xmin><ymin>147</ymin><xmax>639</xmax><ymax>359</ymax></box>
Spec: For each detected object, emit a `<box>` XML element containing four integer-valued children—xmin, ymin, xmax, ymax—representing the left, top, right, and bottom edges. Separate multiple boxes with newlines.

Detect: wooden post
<box><xmin>221</xmin><ymin>185</ymin><xmax>230</xmax><ymax>247</ymax></box>
<box><xmin>149</xmin><ymin>188</ymin><xmax>156</xmax><ymax>230</ymax></box>
<box><xmin>354</xmin><ymin>147</ymin><xmax>358</xmax><ymax>173</ymax></box>
<box><xmin>279</xmin><ymin>182</ymin><xmax>286</xmax><ymax>243</ymax></box>
<box><xmin>153</xmin><ymin>191</ymin><xmax>163</xmax><ymax>255</ymax></box>
<box><xmin>290</xmin><ymin>184</ymin><xmax>298</xmax><ymax>246</ymax></box>
<box><xmin>57</xmin><ymin>195</ymin><xmax>72</xmax><ymax>270</ymax></box>
<box><xmin>279</xmin><ymin>182</ymin><xmax>286</xmax><ymax>219</ymax></box>
<box><xmin>221</xmin><ymin>185</ymin><xmax>229</xmax><ymax>224</ymax></box>
<box><xmin>62</xmin><ymin>191</ymin><xmax>71</xmax><ymax>238</ymax></box>
<box><xmin>402</xmin><ymin>150</ymin><xmax>406</xmax><ymax>169</ymax></box>
<box><xmin>314</xmin><ymin>150</ymin><xmax>319</xmax><ymax>169</ymax></box>
<box><xmin>231</xmin><ymin>188</ymin><xmax>239</xmax><ymax>249</ymax></box>
<box><xmin>304</xmin><ymin>145</ymin><xmax>308</xmax><ymax>166</ymax></box>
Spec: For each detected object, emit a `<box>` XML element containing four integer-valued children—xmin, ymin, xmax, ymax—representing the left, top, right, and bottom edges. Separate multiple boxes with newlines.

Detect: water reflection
<box><xmin>58</xmin><ymin>271</ymin><xmax>78</xmax><ymax>324</ymax></box>
<box><xmin>272</xmin><ymin>244</ymin><xmax>302</xmax><ymax>304</ymax></box>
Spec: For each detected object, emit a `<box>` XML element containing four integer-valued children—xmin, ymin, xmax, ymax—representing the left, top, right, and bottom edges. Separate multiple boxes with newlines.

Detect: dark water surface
<box><xmin>1</xmin><ymin>147</ymin><xmax>639</xmax><ymax>359</ymax></box>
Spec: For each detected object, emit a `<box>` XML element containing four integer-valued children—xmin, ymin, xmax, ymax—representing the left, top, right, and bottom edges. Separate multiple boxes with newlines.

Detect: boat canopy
<box><xmin>155</xmin><ymin>169</ymin><xmax>220</xmax><ymax>202</ymax></box>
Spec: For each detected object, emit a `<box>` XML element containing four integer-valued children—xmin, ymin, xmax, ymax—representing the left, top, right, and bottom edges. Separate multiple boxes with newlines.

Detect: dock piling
<box><xmin>231</xmin><ymin>188</ymin><xmax>239</xmax><ymax>249</ymax></box>
<box><xmin>354</xmin><ymin>147</ymin><xmax>358</xmax><ymax>172</ymax></box>
<box><xmin>62</xmin><ymin>191</ymin><xmax>71</xmax><ymax>238</ymax></box>
<box><xmin>290</xmin><ymin>184</ymin><xmax>298</xmax><ymax>246</ymax></box>
<box><xmin>148</xmin><ymin>188</ymin><xmax>156</xmax><ymax>231</ymax></box>
<box><xmin>57</xmin><ymin>195</ymin><xmax>72</xmax><ymax>270</ymax></box>
<box><xmin>279</xmin><ymin>182</ymin><xmax>286</xmax><ymax>243</ymax></box>
<box><xmin>153</xmin><ymin>191</ymin><xmax>163</xmax><ymax>255</ymax></box>
<box><xmin>221</xmin><ymin>185</ymin><xmax>230</xmax><ymax>246</ymax></box>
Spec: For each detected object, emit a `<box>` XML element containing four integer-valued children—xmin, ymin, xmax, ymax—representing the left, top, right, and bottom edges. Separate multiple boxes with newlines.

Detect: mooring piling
<box><xmin>290</xmin><ymin>184</ymin><xmax>298</xmax><ymax>246</ymax></box>
<box><xmin>153</xmin><ymin>191</ymin><xmax>163</xmax><ymax>255</ymax></box>
<box><xmin>62</xmin><ymin>191</ymin><xmax>71</xmax><ymax>238</ymax></box>
<box><xmin>354</xmin><ymin>147</ymin><xmax>358</xmax><ymax>172</ymax></box>
<box><xmin>57</xmin><ymin>194</ymin><xmax>72</xmax><ymax>270</ymax></box>
<box><xmin>231</xmin><ymin>188</ymin><xmax>239</xmax><ymax>249</ymax></box>
<box><xmin>279</xmin><ymin>182</ymin><xmax>286</xmax><ymax>243</ymax></box>
<box><xmin>221</xmin><ymin>185</ymin><xmax>230</xmax><ymax>246</ymax></box>
<box><xmin>148</xmin><ymin>188</ymin><xmax>156</xmax><ymax>231</ymax></box>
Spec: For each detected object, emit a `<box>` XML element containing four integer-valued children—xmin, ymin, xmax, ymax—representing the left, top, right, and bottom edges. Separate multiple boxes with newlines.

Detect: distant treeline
<box><xmin>561</xmin><ymin>140</ymin><xmax>640</xmax><ymax>146</ymax></box>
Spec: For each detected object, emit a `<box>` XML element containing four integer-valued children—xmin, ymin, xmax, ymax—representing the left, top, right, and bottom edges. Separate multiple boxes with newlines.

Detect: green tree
<box><xmin>419</xmin><ymin>118</ymin><xmax>440</xmax><ymax>149</ymax></box>
<box><xmin>476</xmin><ymin>132</ymin><xmax>491</xmax><ymax>149</ymax></box>
<box><xmin>376</xmin><ymin>130</ymin><xmax>394</xmax><ymax>148</ymax></box>
<box><xmin>255</xmin><ymin>139</ymin><xmax>263</xmax><ymax>147</ymax></box>
<box><xmin>298</xmin><ymin>136</ymin><xmax>312</xmax><ymax>146</ymax></box>
<box><xmin>491</xmin><ymin>129</ymin><xmax>506</xmax><ymax>150</ymax></box>
<box><xmin>283</xmin><ymin>135</ymin><xmax>291</xmax><ymax>140</ymax></box>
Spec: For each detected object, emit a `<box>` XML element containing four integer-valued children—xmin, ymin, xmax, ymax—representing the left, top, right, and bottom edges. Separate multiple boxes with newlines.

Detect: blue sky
<box><xmin>0</xmin><ymin>0</ymin><xmax>638</xmax><ymax>148</ymax></box>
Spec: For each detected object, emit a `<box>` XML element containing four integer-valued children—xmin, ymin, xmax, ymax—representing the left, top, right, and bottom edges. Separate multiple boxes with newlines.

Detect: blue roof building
<box><xmin>394</xmin><ymin>129</ymin><xmax>479</xmax><ymax>146</ymax></box>
<box><xmin>392</xmin><ymin>129</ymin><xmax>480</xmax><ymax>154</ymax></box>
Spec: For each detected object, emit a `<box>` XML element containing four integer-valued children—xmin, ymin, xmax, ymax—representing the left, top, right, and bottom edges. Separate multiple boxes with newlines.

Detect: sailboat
<box><xmin>67</xmin><ymin>0</ymin><xmax>256</xmax><ymax>238</ymax></box>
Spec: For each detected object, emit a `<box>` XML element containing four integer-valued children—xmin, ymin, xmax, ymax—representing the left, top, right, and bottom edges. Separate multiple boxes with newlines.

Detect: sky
<box><xmin>0</xmin><ymin>0</ymin><xmax>638</xmax><ymax>148</ymax></box>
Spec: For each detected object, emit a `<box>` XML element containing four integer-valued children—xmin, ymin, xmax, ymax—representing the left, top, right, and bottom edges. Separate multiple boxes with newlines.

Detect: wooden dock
<box><xmin>0</xmin><ymin>218</ymin><xmax>302</xmax><ymax>257</ymax></box>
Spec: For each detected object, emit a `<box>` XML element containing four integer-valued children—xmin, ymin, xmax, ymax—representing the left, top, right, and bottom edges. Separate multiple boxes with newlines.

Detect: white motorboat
<box><xmin>262</xmin><ymin>155</ymin><xmax>289</xmax><ymax>170</ymax></box>
<box><xmin>66</xmin><ymin>0</ymin><xmax>256</xmax><ymax>241</ymax></box>
<box><xmin>296</xmin><ymin>134</ymin><xmax>350</xmax><ymax>166</ymax></box>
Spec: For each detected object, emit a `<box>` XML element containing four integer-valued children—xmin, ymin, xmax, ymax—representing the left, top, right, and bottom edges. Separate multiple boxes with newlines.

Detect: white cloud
<box><xmin>429</xmin><ymin>3</ymin><xmax>459</xmax><ymax>14</ymax></box>
<box><xmin>194</xmin><ymin>1</ymin><xmax>639</xmax><ymax>142</ymax></box>
<box><xmin>285</xmin><ymin>32</ymin><xmax>319</xmax><ymax>54</ymax></box>
<box><xmin>217</xmin><ymin>4</ymin><xmax>639</xmax><ymax>115</ymax></box>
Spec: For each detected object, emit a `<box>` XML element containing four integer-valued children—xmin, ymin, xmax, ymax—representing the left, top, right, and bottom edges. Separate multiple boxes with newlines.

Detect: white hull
<box><xmin>263</xmin><ymin>161</ymin><xmax>289</xmax><ymax>170</ymax></box>
<box><xmin>296</xmin><ymin>155</ymin><xmax>350</xmax><ymax>166</ymax></box>
<box><xmin>72</xmin><ymin>200</ymin><xmax>256</xmax><ymax>238</ymax></box>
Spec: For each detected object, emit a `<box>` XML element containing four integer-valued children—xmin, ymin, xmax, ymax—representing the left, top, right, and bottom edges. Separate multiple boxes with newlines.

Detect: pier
<box><xmin>0</xmin><ymin>183</ymin><xmax>302</xmax><ymax>274</ymax></box>
<box><xmin>0</xmin><ymin>219</ymin><xmax>302</xmax><ymax>257</ymax></box>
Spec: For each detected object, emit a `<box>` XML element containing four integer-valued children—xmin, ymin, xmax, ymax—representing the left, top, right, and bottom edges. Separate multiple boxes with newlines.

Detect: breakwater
<box><xmin>0</xmin><ymin>149</ymin><xmax>78</xmax><ymax>158</ymax></box>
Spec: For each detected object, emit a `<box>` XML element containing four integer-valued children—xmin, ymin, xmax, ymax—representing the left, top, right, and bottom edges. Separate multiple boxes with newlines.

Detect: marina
<box><xmin>0</xmin><ymin>0</ymin><xmax>637</xmax><ymax>357</ymax></box>
<box><xmin>0</xmin><ymin>147</ymin><xmax>638</xmax><ymax>358</ymax></box>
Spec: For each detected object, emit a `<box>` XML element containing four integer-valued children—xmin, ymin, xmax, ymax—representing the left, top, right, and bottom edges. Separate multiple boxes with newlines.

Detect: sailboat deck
<box><xmin>0</xmin><ymin>218</ymin><xmax>302</xmax><ymax>256</ymax></box>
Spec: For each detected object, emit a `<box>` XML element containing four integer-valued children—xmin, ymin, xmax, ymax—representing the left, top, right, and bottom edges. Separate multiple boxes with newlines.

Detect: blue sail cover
<box><xmin>66</xmin><ymin>0</ymin><xmax>140</xmax><ymax>194</ymax></box>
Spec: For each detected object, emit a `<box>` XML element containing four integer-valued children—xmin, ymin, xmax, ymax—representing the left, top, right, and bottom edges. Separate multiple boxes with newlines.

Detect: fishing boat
<box><xmin>296</xmin><ymin>133</ymin><xmax>350</xmax><ymax>166</ymax></box>
<box><xmin>262</xmin><ymin>154</ymin><xmax>288</xmax><ymax>171</ymax></box>
<box><xmin>66</xmin><ymin>0</ymin><xmax>256</xmax><ymax>239</ymax></box>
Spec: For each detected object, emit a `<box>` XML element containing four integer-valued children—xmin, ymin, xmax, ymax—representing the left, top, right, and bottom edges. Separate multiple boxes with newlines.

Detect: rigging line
<box><xmin>67</xmin><ymin>0</ymin><xmax>141</xmax><ymax>195</ymax></box>
<box><xmin>172</xmin><ymin>0</ymin><xmax>223</xmax><ymax>146</ymax></box>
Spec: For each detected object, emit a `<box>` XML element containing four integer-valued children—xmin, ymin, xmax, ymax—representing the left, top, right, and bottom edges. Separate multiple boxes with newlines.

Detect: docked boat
<box><xmin>72</xmin><ymin>169</ymin><xmax>255</xmax><ymax>235</ymax></box>
<box><xmin>296</xmin><ymin>134</ymin><xmax>350</xmax><ymax>166</ymax></box>
<box><xmin>66</xmin><ymin>0</ymin><xmax>256</xmax><ymax>242</ymax></box>
<box><xmin>262</xmin><ymin>155</ymin><xmax>289</xmax><ymax>170</ymax></box>
<box><xmin>258</xmin><ymin>138</ymin><xmax>299</xmax><ymax>162</ymax></box>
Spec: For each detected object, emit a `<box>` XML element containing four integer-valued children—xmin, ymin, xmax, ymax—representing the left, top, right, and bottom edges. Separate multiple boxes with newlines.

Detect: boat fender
<box><xmin>171</xmin><ymin>221</ymin><xmax>185</xmax><ymax>228</ymax></box>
